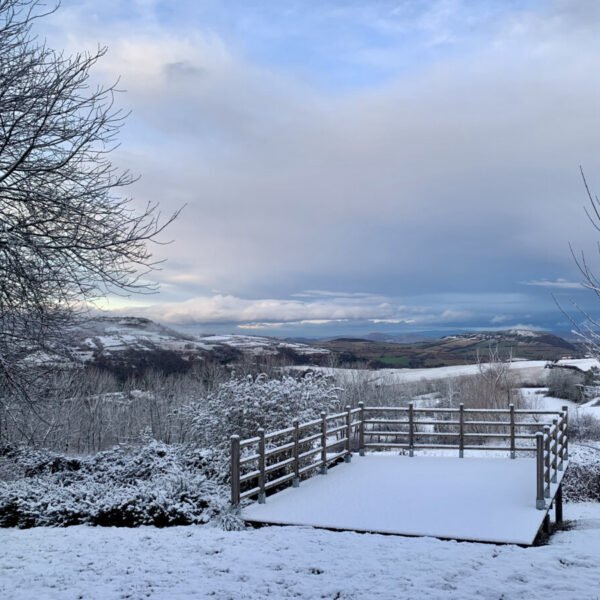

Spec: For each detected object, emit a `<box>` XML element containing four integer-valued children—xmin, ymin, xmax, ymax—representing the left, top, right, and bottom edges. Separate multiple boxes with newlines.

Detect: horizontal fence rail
<box><xmin>231</xmin><ymin>402</ymin><xmax>569</xmax><ymax>512</ymax></box>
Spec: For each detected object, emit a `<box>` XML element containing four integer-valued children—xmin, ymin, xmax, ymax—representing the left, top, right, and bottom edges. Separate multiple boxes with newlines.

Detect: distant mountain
<box><xmin>25</xmin><ymin>319</ymin><xmax>584</xmax><ymax>376</ymax></box>
<box><xmin>313</xmin><ymin>329</ymin><xmax>582</xmax><ymax>369</ymax></box>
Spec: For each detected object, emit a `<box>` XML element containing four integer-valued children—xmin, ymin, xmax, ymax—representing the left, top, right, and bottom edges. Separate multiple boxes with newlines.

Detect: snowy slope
<box><xmin>522</xmin><ymin>387</ymin><xmax>600</xmax><ymax>418</ymax></box>
<box><xmin>297</xmin><ymin>357</ymin><xmax>600</xmax><ymax>385</ymax></box>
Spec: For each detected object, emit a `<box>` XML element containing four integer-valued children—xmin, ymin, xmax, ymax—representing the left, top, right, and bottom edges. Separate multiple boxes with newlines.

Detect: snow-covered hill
<box><xmin>53</xmin><ymin>316</ymin><xmax>331</xmax><ymax>372</ymax></box>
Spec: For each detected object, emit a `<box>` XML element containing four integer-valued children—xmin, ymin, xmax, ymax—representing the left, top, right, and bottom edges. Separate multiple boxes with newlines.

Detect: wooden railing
<box><xmin>230</xmin><ymin>406</ymin><xmax>361</xmax><ymax>505</ymax></box>
<box><xmin>535</xmin><ymin>409</ymin><xmax>569</xmax><ymax>509</ymax></box>
<box><xmin>231</xmin><ymin>402</ymin><xmax>569</xmax><ymax>511</ymax></box>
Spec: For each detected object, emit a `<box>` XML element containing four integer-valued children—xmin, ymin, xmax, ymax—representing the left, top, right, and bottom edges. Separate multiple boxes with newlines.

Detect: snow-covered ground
<box><xmin>521</xmin><ymin>387</ymin><xmax>600</xmax><ymax>418</ymax></box>
<box><xmin>291</xmin><ymin>358</ymin><xmax>600</xmax><ymax>398</ymax></box>
<box><xmin>200</xmin><ymin>334</ymin><xmax>329</xmax><ymax>355</ymax></box>
<box><xmin>2</xmin><ymin>503</ymin><xmax>599</xmax><ymax>600</ymax></box>
<box><xmin>297</xmin><ymin>358</ymin><xmax>600</xmax><ymax>386</ymax></box>
<box><xmin>557</xmin><ymin>357</ymin><xmax>600</xmax><ymax>371</ymax></box>
<box><xmin>3</xmin><ymin>353</ymin><xmax>598</xmax><ymax>599</ymax></box>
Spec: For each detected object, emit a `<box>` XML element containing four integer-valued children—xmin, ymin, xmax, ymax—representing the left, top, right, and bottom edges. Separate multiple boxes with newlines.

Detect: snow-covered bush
<box><xmin>0</xmin><ymin>441</ymin><xmax>228</xmax><ymax>528</ymax></box>
<box><xmin>183</xmin><ymin>371</ymin><xmax>342</xmax><ymax>449</ymax></box>
<box><xmin>563</xmin><ymin>442</ymin><xmax>600</xmax><ymax>502</ymax></box>
<box><xmin>569</xmin><ymin>413</ymin><xmax>600</xmax><ymax>441</ymax></box>
<box><xmin>217</xmin><ymin>507</ymin><xmax>247</xmax><ymax>531</ymax></box>
<box><xmin>0</xmin><ymin>372</ymin><xmax>344</xmax><ymax>528</ymax></box>
<box><xmin>546</xmin><ymin>368</ymin><xmax>584</xmax><ymax>402</ymax></box>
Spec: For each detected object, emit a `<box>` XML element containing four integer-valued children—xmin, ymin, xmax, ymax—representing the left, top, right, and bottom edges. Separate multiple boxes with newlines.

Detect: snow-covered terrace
<box><xmin>243</xmin><ymin>454</ymin><xmax>565</xmax><ymax>545</ymax></box>
<box><xmin>234</xmin><ymin>404</ymin><xmax>569</xmax><ymax>545</ymax></box>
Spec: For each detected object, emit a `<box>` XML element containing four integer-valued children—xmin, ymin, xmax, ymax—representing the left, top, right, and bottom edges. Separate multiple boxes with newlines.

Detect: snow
<box><xmin>556</xmin><ymin>357</ymin><xmax>600</xmax><ymax>371</ymax></box>
<box><xmin>508</xmin><ymin>329</ymin><xmax>539</xmax><ymax>337</ymax></box>
<box><xmin>278</xmin><ymin>341</ymin><xmax>330</xmax><ymax>355</ymax></box>
<box><xmin>1</xmin><ymin>503</ymin><xmax>599</xmax><ymax>600</ymax></box>
<box><xmin>201</xmin><ymin>334</ymin><xmax>272</xmax><ymax>347</ymax></box>
<box><xmin>243</xmin><ymin>455</ymin><xmax>558</xmax><ymax>545</ymax></box>
<box><xmin>521</xmin><ymin>387</ymin><xmax>600</xmax><ymax>418</ymax></box>
<box><xmin>95</xmin><ymin>335</ymin><xmax>129</xmax><ymax>348</ymax></box>
<box><xmin>20</xmin><ymin>350</ymin><xmax>69</xmax><ymax>366</ymax></box>
<box><xmin>295</xmin><ymin>358</ymin><xmax>599</xmax><ymax>386</ymax></box>
<box><xmin>198</xmin><ymin>334</ymin><xmax>330</xmax><ymax>356</ymax></box>
<box><xmin>298</xmin><ymin>360</ymin><xmax>548</xmax><ymax>384</ymax></box>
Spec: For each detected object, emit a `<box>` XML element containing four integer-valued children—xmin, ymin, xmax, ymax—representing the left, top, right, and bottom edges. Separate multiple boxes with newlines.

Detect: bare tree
<box><xmin>0</xmin><ymin>1</ymin><xmax>178</xmax><ymax>393</ymax></box>
<box><xmin>550</xmin><ymin>168</ymin><xmax>600</xmax><ymax>361</ymax></box>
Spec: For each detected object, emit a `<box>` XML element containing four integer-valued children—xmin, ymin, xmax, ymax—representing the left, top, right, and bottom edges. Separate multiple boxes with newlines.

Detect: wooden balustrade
<box><xmin>230</xmin><ymin>404</ymin><xmax>569</xmax><ymax>511</ymax></box>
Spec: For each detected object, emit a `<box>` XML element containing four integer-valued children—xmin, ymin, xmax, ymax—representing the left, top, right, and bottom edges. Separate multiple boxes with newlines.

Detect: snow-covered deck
<box><xmin>242</xmin><ymin>455</ymin><xmax>561</xmax><ymax>545</ymax></box>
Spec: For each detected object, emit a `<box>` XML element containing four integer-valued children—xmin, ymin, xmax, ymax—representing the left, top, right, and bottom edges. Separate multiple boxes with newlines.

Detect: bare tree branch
<box><xmin>0</xmin><ymin>0</ymin><xmax>180</xmax><ymax>399</ymax></box>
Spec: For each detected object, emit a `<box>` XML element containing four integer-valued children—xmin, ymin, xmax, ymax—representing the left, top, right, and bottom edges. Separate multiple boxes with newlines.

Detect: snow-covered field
<box><xmin>298</xmin><ymin>357</ymin><xmax>600</xmax><ymax>385</ymax></box>
<box><xmin>522</xmin><ymin>387</ymin><xmax>600</xmax><ymax>418</ymax></box>
<box><xmin>2</xmin><ymin>503</ymin><xmax>600</xmax><ymax>600</ymax></box>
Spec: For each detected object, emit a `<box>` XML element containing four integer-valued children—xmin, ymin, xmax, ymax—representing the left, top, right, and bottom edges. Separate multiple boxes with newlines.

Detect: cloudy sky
<box><xmin>46</xmin><ymin>0</ymin><xmax>600</xmax><ymax>336</ymax></box>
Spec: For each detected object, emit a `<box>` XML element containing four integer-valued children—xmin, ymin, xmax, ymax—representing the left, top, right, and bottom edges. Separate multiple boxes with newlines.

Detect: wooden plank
<box><xmin>231</xmin><ymin>435</ymin><xmax>240</xmax><ymax>506</ymax></box>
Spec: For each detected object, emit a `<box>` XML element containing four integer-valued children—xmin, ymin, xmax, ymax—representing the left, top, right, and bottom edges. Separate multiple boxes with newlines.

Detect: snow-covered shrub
<box><xmin>563</xmin><ymin>442</ymin><xmax>600</xmax><ymax>502</ymax></box>
<box><xmin>336</xmin><ymin>368</ymin><xmax>424</xmax><ymax>408</ymax></box>
<box><xmin>217</xmin><ymin>506</ymin><xmax>247</xmax><ymax>531</ymax></box>
<box><xmin>0</xmin><ymin>441</ymin><xmax>228</xmax><ymax>528</ymax></box>
<box><xmin>546</xmin><ymin>368</ymin><xmax>585</xmax><ymax>402</ymax></box>
<box><xmin>569</xmin><ymin>413</ymin><xmax>600</xmax><ymax>441</ymax></box>
<box><xmin>183</xmin><ymin>371</ymin><xmax>342</xmax><ymax>450</ymax></box>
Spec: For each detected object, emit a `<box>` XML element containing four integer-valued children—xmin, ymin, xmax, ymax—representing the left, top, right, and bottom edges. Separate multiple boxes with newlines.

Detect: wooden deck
<box><xmin>242</xmin><ymin>454</ymin><xmax>567</xmax><ymax>545</ymax></box>
<box><xmin>232</xmin><ymin>403</ymin><xmax>569</xmax><ymax>545</ymax></box>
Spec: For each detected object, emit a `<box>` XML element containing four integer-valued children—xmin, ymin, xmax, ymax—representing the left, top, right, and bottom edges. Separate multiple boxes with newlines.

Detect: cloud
<box><xmin>369</xmin><ymin>318</ymin><xmax>415</xmax><ymax>324</ymax></box>
<box><xmin>440</xmin><ymin>309</ymin><xmax>472</xmax><ymax>320</ymax></box>
<box><xmin>292</xmin><ymin>290</ymin><xmax>382</xmax><ymax>299</ymax></box>
<box><xmin>130</xmin><ymin>293</ymin><xmax>407</xmax><ymax>324</ymax></box>
<box><xmin>474</xmin><ymin>323</ymin><xmax>547</xmax><ymax>333</ymax></box>
<box><xmin>39</xmin><ymin>1</ymin><xmax>600</xmax><ymax>331</ymax></box>
<box><xmin>522</xmin><ymin>279</ymin><xmax>583</xmax><ymax>290</ymax></box>
<box><xmin>491</xmin><ymin>314</ymin><xmax>513</xmax><ymax>324</ymax></box>
<box><xmin>237</xmin><ymin>319</ymin><xmax>347</xmax><ymax>330</ymax></box>
<box><xmin>124</xmin><ymin>292</ymin><xmax>481</xmax><ymax>327</ymax></box>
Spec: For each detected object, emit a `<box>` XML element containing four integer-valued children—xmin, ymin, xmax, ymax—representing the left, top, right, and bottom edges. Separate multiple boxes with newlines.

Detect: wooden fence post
<box><xmin>543</xmin><ymin>425</ymin><xmax>551</xmax><ymax>498</ymax></box>
<box><xmin>551</xmin><ymin>418</ymin><xmax>558</xmax><ymax>483</ymax></box>
<box><xmin>535</xmin><ymin>432</ymin><xmax>545</xmax><ymax>509</ymax></box>
<box><xmin>509</xmin><ymin>403</ymin><xmax>516</xmax><ymax>459</ymax></box>
<box><xmin>230</xmin><ymin>435</ymin><xmax>240</xmax><ymax>506</ymax></box>
<box><xmin>258</xmin><ymin>428</ymin><xmax>266</xmax><ymax>503</ymax></box>
<box><xmin>320</xmin><ymin>411</ymin><xmax>328</xmax><ymax>474</ymax></box>
<box><xmin>459</xmin><ymin>403</ymin><xmax>464</xmax><ymax>458</ymax></box>
<box><xmin>543</xmin><ymin>514</ymin><xmax>551</xmax><ymax>535</ymax></box>
<box><xmin>292</xmin><ymin>419</ymin><xmax>300</xmax><ymax>487</ymax></box>
<box><xmin>358</xmin><ymin>401</ymin><xmax>365</xmax><ymax>456</ymax></box>
<box><xmin>345</xmin><ymin>405</ymin><xmax>352</xmax><ymax>463</ymax></box>
<box><xmin>408</xmin><ymin>402</ymin><xmax>414</xmax><ymax>457</ymax></box>
<box><xmin>555</xmin><ymin>484</ymin><xmax>563</xmax><ymax>525</ymax></box>
<box><xmin>562</xmin><ymin>406</ymin><xmax>569</xmax><ymax>461</ymax></box>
